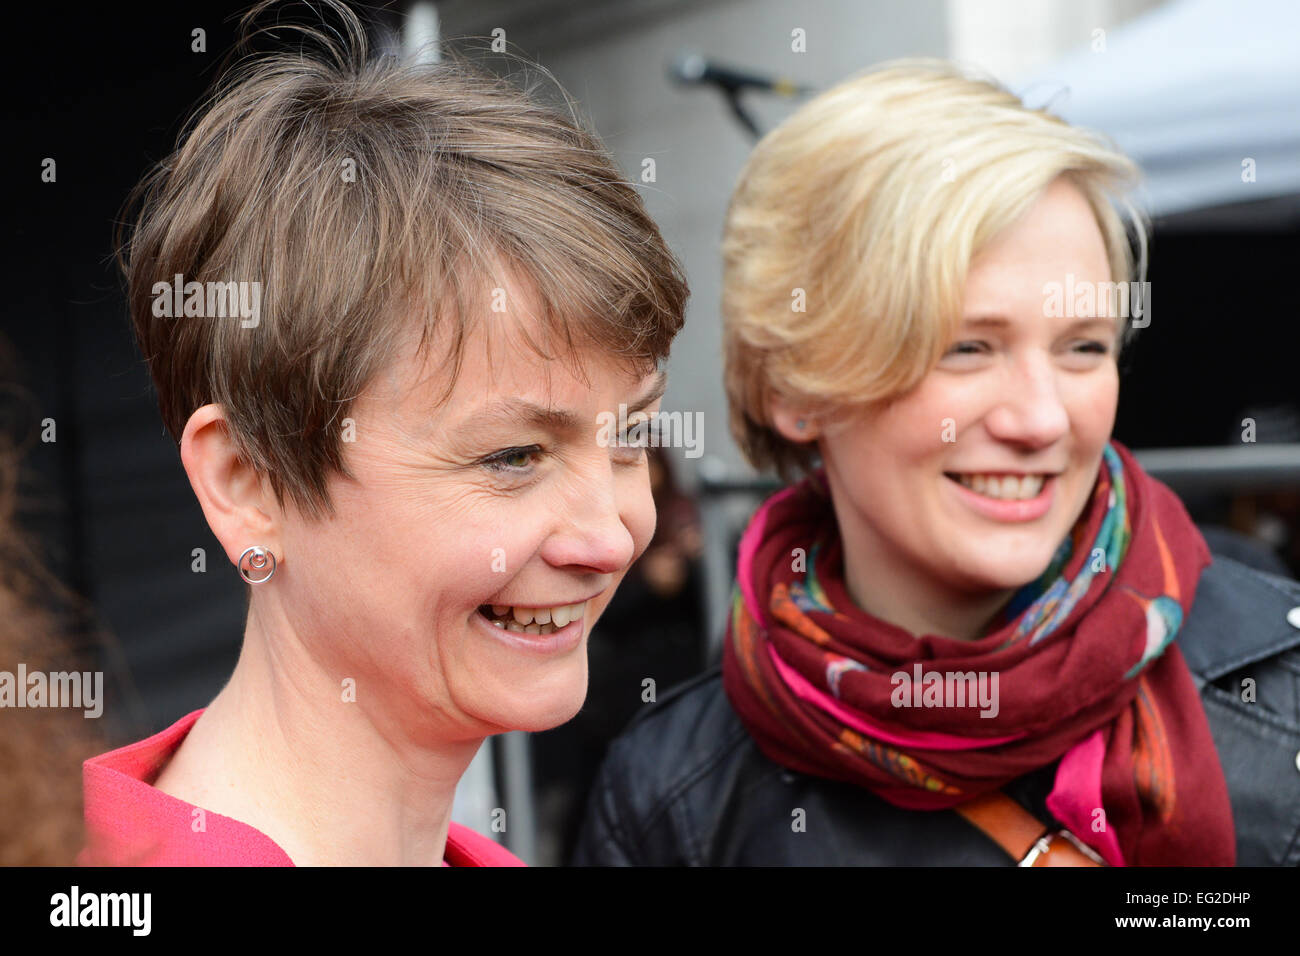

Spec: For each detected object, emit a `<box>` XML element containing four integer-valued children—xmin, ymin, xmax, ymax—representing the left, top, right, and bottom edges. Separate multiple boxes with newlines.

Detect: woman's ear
<box><xmin>180</xmin><ymin>404</ymin><xmax>282</xmax><ymax>569</ymax></box>
<box><xmin>769</xmin><ymin>394</ymin><xmax>818</xmax><ymax>443</ymax></box>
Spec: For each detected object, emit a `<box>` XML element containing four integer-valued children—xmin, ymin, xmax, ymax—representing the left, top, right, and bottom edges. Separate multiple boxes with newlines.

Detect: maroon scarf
<box><xmin>722</xmin><ymin>439</ymin><xmax>1235</xmax><ymax>865</ymax></box>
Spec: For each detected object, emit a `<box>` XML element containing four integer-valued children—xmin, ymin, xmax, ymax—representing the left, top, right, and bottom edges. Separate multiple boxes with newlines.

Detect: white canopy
<box><xmin>1012</xmin><ymin>0</ymin><xmax>1300</xmax><ymax>218</ymax></box>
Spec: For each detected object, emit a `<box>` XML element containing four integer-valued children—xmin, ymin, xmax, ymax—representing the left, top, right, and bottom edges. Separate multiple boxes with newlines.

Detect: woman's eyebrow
<box><xmin>459</xmin><ymin>369</ymin><xmax>669</xmax><ymax>436</ymax></box>
<box><xmin>961</xmin><ymin>315</ymin><xmax>1120</xmax><ymax>331</ymax></box>
<box><xmin>461</xmin><ymin>401</ymin><xmax>586</xmax><ymax>436</ymax></box>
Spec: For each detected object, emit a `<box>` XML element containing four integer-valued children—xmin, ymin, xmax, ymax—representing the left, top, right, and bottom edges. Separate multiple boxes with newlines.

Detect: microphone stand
<box><xmin>722</xmin><ymin>87</ymin><xmax>761</xmax><ymax>140</ymax></box>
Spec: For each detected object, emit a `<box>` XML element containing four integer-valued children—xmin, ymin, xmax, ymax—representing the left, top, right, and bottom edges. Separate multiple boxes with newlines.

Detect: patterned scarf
<box><xmin>722</xmin><ymin>439</ymin><xmax>1235</xmax><ymax>865</ymax></box>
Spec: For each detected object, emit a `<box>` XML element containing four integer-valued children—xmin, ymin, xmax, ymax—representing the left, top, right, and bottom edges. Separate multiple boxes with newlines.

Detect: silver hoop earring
<box><xmin>238</xmin><ymin>546</ymin><xmax>277</xmax><ymax>584</ymax></box>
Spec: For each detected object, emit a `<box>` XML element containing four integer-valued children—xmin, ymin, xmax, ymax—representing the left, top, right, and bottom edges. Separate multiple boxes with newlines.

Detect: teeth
<box><xmin>498</xmin><ymin>619</ymin><xmax>558</xmax><ymax>636</ymax></box>
<box><xmin>486</xmin><ymin>601</ymin><xmax>587</xmax><ymax>633</ymax></box>
<box><xmin>953</xmin><ymin>473</ymin><xmax>1045</xmax><ymax>500</ymax></box>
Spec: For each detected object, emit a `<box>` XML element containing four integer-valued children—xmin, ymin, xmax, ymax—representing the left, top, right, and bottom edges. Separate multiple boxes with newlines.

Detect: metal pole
<box><xmin>404</xmin><ymin>2</ymin><xmax>440</xmax><ymax>64</ymax></box>
<box><xmin>496</xmin><ymin>731</ymin><xmax>537</xmax><ymax>863</ymax></box>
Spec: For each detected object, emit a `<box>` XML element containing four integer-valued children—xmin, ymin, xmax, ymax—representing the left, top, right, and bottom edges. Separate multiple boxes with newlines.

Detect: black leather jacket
<box><xmin>573</xmin><ymin>556</ymin><xmax>1300</xmax><ymax>865</ymax></box>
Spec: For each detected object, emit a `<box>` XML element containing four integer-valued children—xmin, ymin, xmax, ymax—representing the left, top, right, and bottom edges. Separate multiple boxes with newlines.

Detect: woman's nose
<box><xmin>984</xmin><ymin>355</ymin><xmax>1070</xmax><ymax>447</ymax></box>
<box><xmin>540</xmin><ymin>474</ymin><xmax>640</xmax><ymax>575</ymax></box>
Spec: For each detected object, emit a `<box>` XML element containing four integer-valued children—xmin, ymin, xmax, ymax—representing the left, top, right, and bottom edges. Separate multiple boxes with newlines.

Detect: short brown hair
<box><xmin>119</xmin><ymin>1</ymin><xmax>688</xmax><ymax>521</ymax></box>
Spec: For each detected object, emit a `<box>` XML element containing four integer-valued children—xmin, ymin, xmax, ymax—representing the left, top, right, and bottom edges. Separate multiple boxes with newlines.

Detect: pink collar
<box><xmin>80</xmin><ymin>708</ymin><xmax>524</xmax><ymax>866</ymax></box>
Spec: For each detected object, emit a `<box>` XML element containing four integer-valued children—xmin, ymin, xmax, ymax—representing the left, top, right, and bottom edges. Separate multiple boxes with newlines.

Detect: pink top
<box><xmin>79</xmin><ymin>708</ymin><xmax>525</xmax><ymax>867</ymax></box>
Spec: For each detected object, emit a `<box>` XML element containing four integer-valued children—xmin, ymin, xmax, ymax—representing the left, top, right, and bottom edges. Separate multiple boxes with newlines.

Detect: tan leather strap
<box><xmin>955</xmin><ymin>791</ymin><xmax>1105</xmax><ymax>866</ymax></box>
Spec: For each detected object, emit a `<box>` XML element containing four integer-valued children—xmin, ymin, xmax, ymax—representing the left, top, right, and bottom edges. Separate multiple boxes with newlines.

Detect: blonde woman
<box><xmin>79</xmin><ymin>1</ymin><xmax>687</xmax><ymax>866</ymax></box>
<box><xmin>576</xmin><ymin>59</ymin><xmax>1300</xmax><ymax>866</ymax></box>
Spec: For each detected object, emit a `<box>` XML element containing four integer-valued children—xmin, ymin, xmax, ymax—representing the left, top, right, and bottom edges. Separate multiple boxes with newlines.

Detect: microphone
<box><xmin>670</xmin><ymin>53</ymin><xmax>810</xmax><ymax>97</ymax></box>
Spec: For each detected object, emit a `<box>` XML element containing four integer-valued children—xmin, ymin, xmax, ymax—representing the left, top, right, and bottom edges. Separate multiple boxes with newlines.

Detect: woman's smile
<box><xmin>942</xmin><ymin>470</ymin><xmax>1061</xmax><ymax>522</ymax></box>
<box><xmin>472</xmin><ymin>599</ymin><xmax>590</xmax><ymax>654</ymax></box>
<box><xmin>480</xmin><ymin>600</ymin><xmax>590</xmax><ymax>633</ymax></box>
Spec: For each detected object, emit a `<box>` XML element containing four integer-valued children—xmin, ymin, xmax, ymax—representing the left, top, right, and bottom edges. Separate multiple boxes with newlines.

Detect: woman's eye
<box><xmin>620</xmin><ymin>415</ymin><xmax>651</xmax><ymax>447</ymax></box>
<box><xmin>482</xmin><ymin>446</ymin><xmax>541</xmax><ymax>473</ymax></box>
<box><xmin>609</xmin><ymin>420</ymin><xmax>651</xmax><ymax>463</ymax></box>
<box><xmin>1073</xmin><ymin>340</ymin><xmax>1110</xmax><ymax>355</ymax></box>
<box><xmin>943</xmin><ymin>341</ymin><xmax>988</xmax><ymax>357</ymax></box>
<box><xmin>613</xmin><ymin>440</ymin><xmax>649</xmax><ymax>464</ymax></box>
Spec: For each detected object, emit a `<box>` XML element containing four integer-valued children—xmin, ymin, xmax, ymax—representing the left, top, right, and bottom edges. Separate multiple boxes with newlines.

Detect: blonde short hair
<box><xmin>722</xmin><ymin>58</ymin><xmax>1145</xmax><ymax>480</ymax></box>
<box><xmin>119</xmin><ymin>1</ymin><xmax>687</xmax><ymax>521</ymax></box>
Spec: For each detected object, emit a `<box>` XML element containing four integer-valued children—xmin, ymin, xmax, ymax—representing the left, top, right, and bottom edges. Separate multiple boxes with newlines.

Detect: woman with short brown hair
<box><xmin>82</xmin><ymin>0</ymin><xmax>688</xmax><ymax>866</ymax></box>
